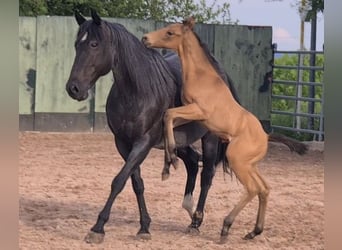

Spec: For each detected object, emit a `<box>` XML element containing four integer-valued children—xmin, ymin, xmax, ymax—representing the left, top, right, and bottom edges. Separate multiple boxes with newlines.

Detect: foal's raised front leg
<box><xmin>163</xmin><ymin>103</ymin><xmax>208</xmax><ymax>170</ymax></box>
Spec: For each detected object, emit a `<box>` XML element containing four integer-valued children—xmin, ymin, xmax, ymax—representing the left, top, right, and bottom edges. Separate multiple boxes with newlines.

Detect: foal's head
<box><xmin>66</xmin><ymin>10</ymin><xmax>113</xmax><ymax>101</ymax></box>
<box><xmin>142</xmin><ymin>17</ymin><xmax>196</xmax><ymax>51</ymax></box>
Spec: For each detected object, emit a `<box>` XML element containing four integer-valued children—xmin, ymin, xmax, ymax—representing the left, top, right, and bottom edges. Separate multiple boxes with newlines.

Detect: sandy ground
<box><xmin>19</xmin><ymin>132</ymin><xmax>324</xmax><ymax>250</ymax></box>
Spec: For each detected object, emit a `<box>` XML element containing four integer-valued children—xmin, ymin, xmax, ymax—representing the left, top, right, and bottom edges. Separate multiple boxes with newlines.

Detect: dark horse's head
<box><xmin>66</xmin><ymin>10</ymin><xmax>113</xmax><ymax>101</ymax></box>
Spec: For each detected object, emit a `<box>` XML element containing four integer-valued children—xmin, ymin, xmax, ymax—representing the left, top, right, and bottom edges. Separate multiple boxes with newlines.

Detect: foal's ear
<box><xmin>91</xmin><ymin>8</ymin><xmax>102</xmax><ymax>25</ymax></box>
<box><xmin>74</xmin><ymin>10</ymin><xmax>86</xmax><ymax>26</ymax></box>
<box><xmin>182</xmin><ymin>17</ymin><xmax>196</xmax><ymax>30</ymax></box>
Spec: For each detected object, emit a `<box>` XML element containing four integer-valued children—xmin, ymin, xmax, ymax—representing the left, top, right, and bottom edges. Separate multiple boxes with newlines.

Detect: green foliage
<box><xmin>19</xmin><ymin>0</ymin><xmax>48</xmax><ymax>16</ymax></box>
<box><xmin>264</xmin><ymin>0</ymin><xmax>324</xmax><ymax>21</ymax></box>
<box><xmin>272</xmin><ymin>53</ymin><xmax>324</xmax><ymax>140</ymax></box>
<box><xmin>19</xmin><ymin>0</ymin><xmax>235</xmax><ymax>24</ymax></box>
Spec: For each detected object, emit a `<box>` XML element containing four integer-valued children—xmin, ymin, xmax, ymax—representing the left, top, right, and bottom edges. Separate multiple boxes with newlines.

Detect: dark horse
<box><xmin>66</xmin><ymin>10</ymin><xmax>307</xmax><ymax>243</ymax></box>
<box><xmin>66</xmin><ymin>10</ymin><xmax>236</xmax><ymax>243</ymax></box>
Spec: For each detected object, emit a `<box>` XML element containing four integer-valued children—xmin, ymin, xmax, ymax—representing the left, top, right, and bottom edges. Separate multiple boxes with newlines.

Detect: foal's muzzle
<box><xmin>141</xmin><ymin>36</ymin><xmax>151</xmax><ymax>47</ymax></box>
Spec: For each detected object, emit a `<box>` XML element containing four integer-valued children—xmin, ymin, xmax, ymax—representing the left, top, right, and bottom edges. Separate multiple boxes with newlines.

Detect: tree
<box><xmin>19</xmin><ymin>0</ymin><xmax>235</xmax><ymax>24</ymax></box>
<box><xmin>19</xmin><ymin>0</ymin><xmax>48</xmax><ymax>16</ymax></box>
<box><xmin>262</xmin><ymin>0</ymin><xmax>324</xmax><ymax>21</ymax></box>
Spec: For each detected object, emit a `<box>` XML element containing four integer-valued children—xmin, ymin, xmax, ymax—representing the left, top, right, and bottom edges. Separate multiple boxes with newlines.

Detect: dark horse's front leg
<box><xmin>84</xmin><ymin>135</ymin><xmax>154</xmax><ymax>244</ymax></box>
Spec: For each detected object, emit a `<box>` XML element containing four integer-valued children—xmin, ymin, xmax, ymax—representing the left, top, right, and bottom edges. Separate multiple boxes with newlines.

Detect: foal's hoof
<box><xmin>171</xmin><ymin>156</ymin><xmax>180</xmax><ymax>169</ymax></box>
<box><xmin>161</xmin><ymin>172</ymin><xmax>170</xmax><ymax>181</ymax></box>
<box><xmin>84</xmin><ymin>231</ymin><xmax>105</xmax><ymax>244</ymax></box>
<box><xmin>243</xmin><ymin>231</ymin><xmax>258</xmax><ymax>240</ymax></box>
<box><xmin>136</xmin><ymin>232</ymin><xmax>152</xmax><ymax>241</ymax></box>
<box><xmin>186</xmin><ymin>226</ymin><xmax>200</xmax><ymax>236</ymax></box>
<box><xmin>218</xmin><ymin>235</ymin><xmax>228</xmax><ymax>244</ymax></box>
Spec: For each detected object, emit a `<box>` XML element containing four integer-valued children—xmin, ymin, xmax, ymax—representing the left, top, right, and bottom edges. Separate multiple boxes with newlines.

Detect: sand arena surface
<box><xmin>19</xmin><ymin>132</ymin><xmax>324</xmax><ymax>249</ymax></box>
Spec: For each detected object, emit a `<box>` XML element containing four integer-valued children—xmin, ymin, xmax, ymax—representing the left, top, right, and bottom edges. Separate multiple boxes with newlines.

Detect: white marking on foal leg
<box><xmin>182</xmin><ymin>194</ymin><xmax>194</xmax><ymax>219</ymax></box>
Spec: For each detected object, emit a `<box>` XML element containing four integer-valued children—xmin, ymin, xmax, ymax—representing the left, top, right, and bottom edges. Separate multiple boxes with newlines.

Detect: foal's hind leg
<box><xmin>220</xmin><ymin>164</ymin><xmax>258</xmax><ymax>243</ymax></box>
<box><xmin>244</xmin><ymin>169</ymin><xmax>270</xmax><ymax>240</ymax></box>
<box><xmin>220</xmin><ymin>166</ymin><xmax>269</xmax><ymax>243</ymax></box>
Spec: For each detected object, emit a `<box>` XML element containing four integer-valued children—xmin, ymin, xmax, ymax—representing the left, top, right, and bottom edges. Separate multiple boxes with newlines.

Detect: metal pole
<box><xmin>308</xmin><ymin>0</ymin><xmax>317</xmax><ymax>137</ymax></box>
<box><xmin>296</xmin><ymin>0</ymin><xmax>306</xmax><ymax>131</ymax></box>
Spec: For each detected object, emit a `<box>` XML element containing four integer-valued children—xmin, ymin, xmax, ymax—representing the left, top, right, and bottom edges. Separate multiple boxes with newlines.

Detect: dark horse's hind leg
<box><xmin>177</xmin><ymin>132</ymin><xmax>219</xmax><ymax>234</ymax></box>
<box><xmin>187</xmin><ymin>132</ymin><xmax>219</xmax><ymax>234</ymax></box>
<box><xmin>84</xmin><ymin>136</ymin><xmax>153</xmax><ymax>244</ymax></box>
<box><xmin>177</xmin><ymin>146</ymin><xmax>200</xmax><ymax>218</ymax></box>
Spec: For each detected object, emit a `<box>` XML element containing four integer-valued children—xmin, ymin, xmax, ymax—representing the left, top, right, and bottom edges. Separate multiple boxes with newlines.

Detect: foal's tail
<box><xmin>215</xmin><ymin>141</ymin><xmax>231</xmax><ymax>175</ymax></box>
<box><xmin>268</xmin><ymin>133</ymin><xmax>308</xmax><ymax>155</ymax></box>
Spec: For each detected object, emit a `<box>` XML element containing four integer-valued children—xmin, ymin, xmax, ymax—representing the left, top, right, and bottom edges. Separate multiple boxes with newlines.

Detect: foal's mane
<box><xmin>192</xmin><ymin>31</ymin><xmax>240</xmax><ymax>104</ymax></box>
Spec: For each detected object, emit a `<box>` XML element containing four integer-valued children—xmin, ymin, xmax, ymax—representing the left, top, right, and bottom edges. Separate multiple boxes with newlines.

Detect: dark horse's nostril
<box><xmin>69</xmin><ymin>84</ymin><xmax>80</xmax><ymax>94</ymax></box>
<box><xmin>141</xmin><ymin>36</ymin><xmax>147</xmax><ymax>44</ymax></box>
<box><xmin>70</xmin><ymin>84</ymin><xmax>79</xmax><ymax>94</ymax></box>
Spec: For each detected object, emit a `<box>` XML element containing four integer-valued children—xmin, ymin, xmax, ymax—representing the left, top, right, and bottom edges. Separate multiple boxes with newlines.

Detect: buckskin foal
<box><xmin>142</xmin><ymin>17</ymin><xmax>307</xmax><ymax>243</ymax></box>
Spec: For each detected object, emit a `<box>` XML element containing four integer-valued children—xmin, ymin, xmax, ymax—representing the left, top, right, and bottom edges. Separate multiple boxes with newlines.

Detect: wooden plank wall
<box><xmin>19</xmin><ymin>16</ymin><xmax>272</xmax><ymax>132</ymax></box>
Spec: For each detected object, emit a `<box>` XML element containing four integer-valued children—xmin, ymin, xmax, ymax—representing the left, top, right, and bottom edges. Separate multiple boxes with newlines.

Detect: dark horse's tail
<box><xmin>268</xmin><ymin>133</ymin><xmax>308</xmax><ymax>155</ymax></box>
<box><xmin>215</xmin><ymin>141</ymin><xmax>230</xmax><ymax>175</ymax></box>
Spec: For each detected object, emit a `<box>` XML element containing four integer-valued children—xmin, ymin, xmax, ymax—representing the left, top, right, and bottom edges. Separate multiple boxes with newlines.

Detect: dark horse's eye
<box><xmin>90</xmin><ymin>41</ymin><xmax>98</xmax><ymax>48</ymax></box>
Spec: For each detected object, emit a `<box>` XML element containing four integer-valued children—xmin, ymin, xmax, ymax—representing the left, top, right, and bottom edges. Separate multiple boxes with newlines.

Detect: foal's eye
<box><xmin>90</xmin><ymin>41</ymin><xmax>98</xmax><ymax>48</ymax></box>
<box><xmin>166</xmin><ymin>31</ymin><xmax>173</xmax><ymax>36</ymax></box>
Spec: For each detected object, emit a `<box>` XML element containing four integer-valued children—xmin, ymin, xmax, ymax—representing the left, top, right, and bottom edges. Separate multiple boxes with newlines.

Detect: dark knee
<box><xmin>259</xmin><ymin>188</ymin><xmax>270</xmax><ymax>201</ymax></box>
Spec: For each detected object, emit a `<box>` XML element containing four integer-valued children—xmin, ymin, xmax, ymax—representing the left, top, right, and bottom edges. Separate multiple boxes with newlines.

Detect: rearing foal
<box><xmin>142</xmin><ymin>18</ymin><xmax>271</xmax><ymax>242</ymax></box>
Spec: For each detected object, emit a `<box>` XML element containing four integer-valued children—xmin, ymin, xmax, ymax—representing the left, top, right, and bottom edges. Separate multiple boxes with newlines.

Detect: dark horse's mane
<box><xmin>78</xmin><ymin>20</ymin><xmax>178</xmax><ymax>107</ymax></box>
<box><xmin>192</xmin><ymin>31</ymin><xmax>241</xmax><ymax>104</ymax></box>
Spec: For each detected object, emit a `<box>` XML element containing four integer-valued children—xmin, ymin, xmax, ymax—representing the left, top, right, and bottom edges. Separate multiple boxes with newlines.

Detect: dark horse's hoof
<box><xmin>136</xmin><ymin>232</ymin><xmax>152</xmax><ymax>240</ymax></box>
<box><xmin>186</xmin><ymin>226</ymin><xmax>200</xmax><ymax>236</ymax></box>
<box><xmin>84</xmin><ymin>231</ymin><xmax>105</xmax><ymax>244</ymax></box>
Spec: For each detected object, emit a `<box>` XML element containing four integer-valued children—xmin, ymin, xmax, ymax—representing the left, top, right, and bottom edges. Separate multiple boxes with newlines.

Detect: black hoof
<box><xmin>186</xmin><ymin>226</ymin><xmax>200</xmax><ymax>235</ymax></box>
<box><xmin>171</xmin><ymin>155</ymin><xmax>180</xmax><ymax>169</ymax></box>
<box><xmin>161</xmin><ymin>172</ymin><xmax>170</xmax><ymax>181</ymax></box>
<box><xmin>84</xmin><ymin>231</ymin><xmax>105</xmax><ymax>244</ymax></box>
<box><xmin>243</xmin><ymin>231</ymin><xmax>258</xmax><ymax>240</ymax></box>
<box><xmin>136</xmin><ymin>232</ymin><xmax>152</xmax><ymax>240</ymax></box>
<box><xmin>219</xmin><ymin>235</ymin><xmax>228</xmax><ymax>244</ymax></box>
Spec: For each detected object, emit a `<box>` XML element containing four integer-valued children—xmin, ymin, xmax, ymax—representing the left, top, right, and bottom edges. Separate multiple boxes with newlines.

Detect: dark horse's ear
<box><xmin>182</xmin><ymin>17</ymin><xmax>196</xmax><ymax>30</ymax></box>
<box><xmin>91</xmin><ymin>8</ymin><xmax>102</xmax><ymax>25</ymax></box>
<box><xmin>74</xmin><ymin>10</ymin><xmax>86</xmax><ymax>26</ymax></box>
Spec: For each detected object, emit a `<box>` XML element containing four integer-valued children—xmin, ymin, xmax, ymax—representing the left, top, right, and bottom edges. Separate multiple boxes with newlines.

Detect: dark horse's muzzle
<box><xmin>66</xmin><ymin>81</ymin><xmax>89</xmax><ymax>101</ymax></box>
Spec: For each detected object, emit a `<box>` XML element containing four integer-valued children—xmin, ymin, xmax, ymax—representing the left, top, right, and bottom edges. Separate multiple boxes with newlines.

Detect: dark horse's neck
<box><xmin>108</xmin><ymin>23</ymin><xmax>177</xmax><ymax>105</ymax></box>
